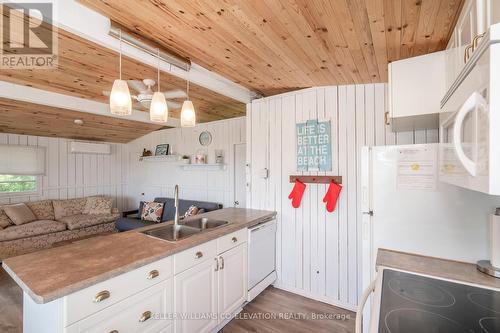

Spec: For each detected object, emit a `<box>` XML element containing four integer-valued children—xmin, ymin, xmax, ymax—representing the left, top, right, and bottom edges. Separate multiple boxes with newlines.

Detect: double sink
<box><xmin>142</xmin><ymin>217</ymin><xmax>229</xmax><ymax>242</ymax></box>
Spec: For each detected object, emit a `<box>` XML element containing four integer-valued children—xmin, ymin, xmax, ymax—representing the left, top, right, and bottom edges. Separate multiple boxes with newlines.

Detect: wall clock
<box><xmin>199</xmin><ymin>131</ymin><xmax>212</xmax><ymax>146</ymax></box>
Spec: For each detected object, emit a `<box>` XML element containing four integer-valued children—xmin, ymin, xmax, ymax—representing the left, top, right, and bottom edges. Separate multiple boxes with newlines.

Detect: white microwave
<box><xmin>439</xmin><ymin>24</ymin><xmax>500</xmax><ymax>195</ymax></box>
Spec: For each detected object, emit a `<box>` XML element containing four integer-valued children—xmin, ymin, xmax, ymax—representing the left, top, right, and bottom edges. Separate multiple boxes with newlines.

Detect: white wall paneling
<box><xmin>0</xmin><ymin>133</ymin><xmax>129</xmax><ymax>209</ymax></box>
<box><xmin>247</xmin><ymin>84</ymin><xmax>438</xmax><ymax>310</ymax></box>
<box><xmin>126</xmin><ymin>117</ymin><xmax>246</xmax><ymax>210</ymax></box>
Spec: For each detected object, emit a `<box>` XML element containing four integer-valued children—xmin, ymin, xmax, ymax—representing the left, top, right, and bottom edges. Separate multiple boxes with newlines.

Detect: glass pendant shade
<box><xmin>109</xmin><ymin>79</ymin><xmax>132</xmax><ymax>115</ymax></box>
<box><xmin>150</xmin><ymin>92</ymin><xmax>169</xmax><ymax>122</ymax></box>
<box><xmin>181</xmin><ymin>100</ymin><xmax>196</xmax><ymax>127</ymax></box>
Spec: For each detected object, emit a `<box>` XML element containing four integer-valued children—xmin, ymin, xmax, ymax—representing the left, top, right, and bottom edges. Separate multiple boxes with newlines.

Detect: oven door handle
<box><xmin>355</xmin><ymin>277</ymin><xmax>377</xmax><ymax>333</ymax></box>
<box><xmin>453</xmin><ymin>92</ymin><xmax>487</xmax><ymax>177</ymax></box>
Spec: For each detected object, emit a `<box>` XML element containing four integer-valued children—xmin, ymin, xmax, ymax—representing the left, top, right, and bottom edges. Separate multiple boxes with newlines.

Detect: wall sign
<box><xmin>296</xmin><ymin>119</ymin><xmax>332</xmax><ymax>171</ymax></box>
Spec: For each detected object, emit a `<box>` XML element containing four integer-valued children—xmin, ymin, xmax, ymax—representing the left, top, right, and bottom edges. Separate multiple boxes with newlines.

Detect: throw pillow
<box><xmin>26</xmin><ymin>200</ymin><xmax>55</xmax><ymax>220</ymax></box>
<box><xmin>3</xmin><ymin>203</ymin><xmax>37</xmax><ymax>225</ymax></box>
<box><xmin>53</xmin><ymin>198</ymin><xmax>86</xmax><ymax>220</ymax></box>
<box><xmin>84</xmin><ymin>196</ymin><xmax>112</xmax><ymax>215</ymax></box>
<box><xmin>141</xmin><ymin>201</ymin><xmax>164</xmax><ymax>222</ymax></box>
<box><xmin>0</xmin><ymin>208</ymin><xmax>13</xmax><ymax>229</ymax></box>
<box><xmin>184</xmin><ymin>205</ymin><xmax>199</xmax><ymax>218</ymax></box>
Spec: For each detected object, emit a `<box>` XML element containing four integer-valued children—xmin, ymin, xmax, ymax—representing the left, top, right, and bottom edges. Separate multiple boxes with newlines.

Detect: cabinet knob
<box><xmin>195</xmin><ymin>251</ymin><xmax>203</xmax><ymax>259</ymax></box>
<box><xmin>139</xmin><ymin>310</ymin><xmax>152</xmax><ymax>323</ymax></box>
<box><xmin>147</xmin><ymin>269</ymin><xmax>159</xmax><ymax>280</ymax></box>
<box><xmin>231</xmin><ymin>237</ymin><xmax>238</xmax><ymax>243</ymax></box>
<box><xmin>93</xmin><ymin>290</ymin><xmax>110</xmax><ymax>303</ymax></box>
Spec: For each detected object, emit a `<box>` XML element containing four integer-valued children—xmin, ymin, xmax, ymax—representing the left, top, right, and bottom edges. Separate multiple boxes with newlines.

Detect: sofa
<box><xmin>0</xmin><ymin>196</ymin><xmax>120</xmax><ymax>259</ymax></box>
<box><xmin>116</xmin><ymin>197</ymin><xmax>222</xmax><ymax>231</ymax></box>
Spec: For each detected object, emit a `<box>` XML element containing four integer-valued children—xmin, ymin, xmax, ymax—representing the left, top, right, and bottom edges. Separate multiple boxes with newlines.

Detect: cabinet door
<box><xmin>457</xmin><ymin>0</ymin><xmax>478</xmax><ymax>69</ymax></box>
<box><xmin>218</xmin><ymin>243</ymin><xmax>247</xmax><ymax>319</ymax></box>
<box><xmin>174</xmin><ymin>259</ymin><xmax>218</xmax><ymax>333</ymax></box>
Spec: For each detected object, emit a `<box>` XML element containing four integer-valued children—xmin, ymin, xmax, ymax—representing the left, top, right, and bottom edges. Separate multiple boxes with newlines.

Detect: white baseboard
<box><xmin>247</xmin><ymin>271</ymin><xmax>277</xmax><ymax>302</ymax></box>
<box><xmin>272</xmin><ymin>283</ymin><xmax>357</xmax><ymax>312</ymax></box>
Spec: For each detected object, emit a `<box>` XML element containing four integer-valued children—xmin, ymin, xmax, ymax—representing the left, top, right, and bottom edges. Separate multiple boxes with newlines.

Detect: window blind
<box><xmin>0</xmin><ymin>144</ymin><xmax>46</xmax><ymax>175</ymax></box>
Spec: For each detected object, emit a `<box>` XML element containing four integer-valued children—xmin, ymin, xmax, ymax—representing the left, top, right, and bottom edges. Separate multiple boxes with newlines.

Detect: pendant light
<box><xmin>181</xmin><ymin>76</ymin><xmax>196</xmax><ymax>127</ymax></box>
<box><xmin>110</xmin><ymin>29</ymin><xmax>132</xmax><ymax>116</ymax></box>
<box><xmin>149</xmin><ymin>48</ymin><xmax>169</xmax><ymax>122</ymax></box>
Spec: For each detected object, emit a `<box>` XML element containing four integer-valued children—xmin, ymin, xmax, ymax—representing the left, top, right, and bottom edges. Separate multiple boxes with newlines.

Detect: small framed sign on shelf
<box><xmin>155</xmin><ymin>144</ymin><xmax>170</xmax><ymax>156</ymax></box>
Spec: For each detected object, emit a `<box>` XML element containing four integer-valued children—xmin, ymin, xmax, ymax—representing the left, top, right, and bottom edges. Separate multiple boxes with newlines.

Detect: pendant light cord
<box><xmin>187</xmin><ymin>75</ymin><xmax>190</xmax><ymax>100</ymax></box>
<box><xmin>119</xmin><ymin>29</ymin><xmax>122</xmax><ymax>80</ymax></box>
<box><xmin>157</xmin><ymin>48</ymin><xmax>161</xmax><ymax>91</ymax></box>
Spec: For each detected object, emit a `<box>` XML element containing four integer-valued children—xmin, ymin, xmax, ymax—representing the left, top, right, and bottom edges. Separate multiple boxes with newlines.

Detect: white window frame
<box><xmin>0</xmin><ymin>175</ymin><xmax>42</xmax><ymax>198</ymax></box>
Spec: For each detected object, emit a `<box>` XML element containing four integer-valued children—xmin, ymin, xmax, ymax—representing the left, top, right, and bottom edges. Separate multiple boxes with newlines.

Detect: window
<box><xmin>0</xmin><ymin>175</ymin><xmax>38</xmax><ymax>194</ymax></box>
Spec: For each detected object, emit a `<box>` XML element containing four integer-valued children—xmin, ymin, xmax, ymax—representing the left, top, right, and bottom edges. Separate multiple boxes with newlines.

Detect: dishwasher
<box><xmin>247</xmin><ymin>218</ymin><xmax>277</xmax><ymax>301</ymax></box>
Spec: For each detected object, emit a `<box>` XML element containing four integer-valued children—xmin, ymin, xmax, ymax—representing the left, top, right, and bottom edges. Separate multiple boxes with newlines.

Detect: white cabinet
<box><xmin>218</xmin><ymin>244</ymin><xmax>247</xmax><ymax>317</ymax></box>
<box><xmin>388</xmin><ymin>51</ymin><xmax>445</xmax><ymax>131</ymax></box>
<box><xmin>174</xmin><ymin>259</ymin><xmax>218</xmax><ymax>333</ymax></box>
<box><xmin>445</xmin><ymin>0</ymin><xmax>500</xmax><ymax>91</ymax></box>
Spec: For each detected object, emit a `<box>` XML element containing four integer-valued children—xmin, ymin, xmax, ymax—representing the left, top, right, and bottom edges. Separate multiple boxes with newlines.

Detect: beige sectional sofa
<box><xmin>0</xmin><ymin>196</ymin><xmax>119</xmax><ymax>259</ymax></box>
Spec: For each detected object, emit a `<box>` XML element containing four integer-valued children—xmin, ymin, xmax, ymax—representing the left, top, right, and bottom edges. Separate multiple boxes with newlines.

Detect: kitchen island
<box><xmin>2</xmin><ymin>208</ymin><xmax>276</xmax><ymax>333</ymax></box>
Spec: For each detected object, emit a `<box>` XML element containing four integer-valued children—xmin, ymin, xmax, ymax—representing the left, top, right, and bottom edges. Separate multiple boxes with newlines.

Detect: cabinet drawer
<box><xmin>67</xmin><ymin>279</ymin><xmax>173</xmax><ymax>333</ymax></box>
<box><xmin>174</xmin><ymin>239</ymin><xmax>216</xmax><ymax>274</ymax></box>
<box><xmin>65</xmin><ymin>256</ymin><xmax>173</xmax><ymax>325</ymax></box>
<box><xmin>217</xmin><ymin>228</ymin><xmax>247</xmax><ymax>254</ymax></box>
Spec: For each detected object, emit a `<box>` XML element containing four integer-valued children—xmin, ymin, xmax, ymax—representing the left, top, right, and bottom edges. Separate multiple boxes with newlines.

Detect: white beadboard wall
<box><xmin>126</xmin><ymin>117</ymin><xmax>245</xmax><ymax>210</ymax></box>
<box><xmin>247</xmin><ymin>83</ymin><xmax>438</xmax><ymax>310</ymax></box>
<box><xmin>0</xmin><ymin>133</ymin><xmax>129</xmax><ymax>210</ymax></box>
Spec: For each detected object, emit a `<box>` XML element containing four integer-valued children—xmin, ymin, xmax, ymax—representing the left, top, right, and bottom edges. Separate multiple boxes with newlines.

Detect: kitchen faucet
<box><xmin>174</xmin><ymin>185</ymin><xmax>180</xmax><ymax>227</ymax></box>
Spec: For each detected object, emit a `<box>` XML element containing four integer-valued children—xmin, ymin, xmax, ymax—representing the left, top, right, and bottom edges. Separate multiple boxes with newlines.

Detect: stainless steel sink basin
<box><xmin>142</xmin><ymin>224</ymin><xmax>201</xmax><ymax>242</ymax></box>
<box><xmin>182</xmin><ymin>217</ymin><xmax>229</xmax><ymax>230</ymax></box>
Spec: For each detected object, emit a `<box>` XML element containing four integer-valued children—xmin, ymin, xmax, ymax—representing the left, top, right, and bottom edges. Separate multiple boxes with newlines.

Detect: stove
<box><xmin>378</xmin><ymin>269</ymin><xmax>500</xmax><ymax>333</ymax></box>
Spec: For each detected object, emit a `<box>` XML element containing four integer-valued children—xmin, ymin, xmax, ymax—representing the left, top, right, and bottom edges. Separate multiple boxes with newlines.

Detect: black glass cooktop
<box><xmin>378</xmin><ymin>269</ymin><xmax>500</xmax><ymax>333</ymax></box>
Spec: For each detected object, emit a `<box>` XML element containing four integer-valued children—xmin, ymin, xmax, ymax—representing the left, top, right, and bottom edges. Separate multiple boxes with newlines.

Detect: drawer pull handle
<box><xmin>93</xmin><ymin>290</ymin><xmax>110</xmax><ymax>303</ymax></box>
<box><xmin>139</xmin><ymin>310</ymin><xmax>152</xmax><ymax>323</ymax></box>
<box><xmin>215</xmin><ymin>258</ymin><xmax>219</xmax><ymax>271</ymax></box>
<box><xmin>109</xmin><ymin>331</ymin><xmax>119</xmax><ymax>333</ymax></box>
<box><xmin>195</xmin><ymin>251</ymin><xmax>203</xmax><ymax>259</ymax></box>
<box><xmin>147</xmin><ymin>270</ymin><xmax>159</xmax><ymax>280</ymax></box>
<box><xmin>220</xmin><ymin>256</ymin><xmax>225</xmax><ymax>270</ymax></box>
<box><xmin>231</xmin><ymin>237</ymin><xmax>238</xmax><ymax>243</ymax></box>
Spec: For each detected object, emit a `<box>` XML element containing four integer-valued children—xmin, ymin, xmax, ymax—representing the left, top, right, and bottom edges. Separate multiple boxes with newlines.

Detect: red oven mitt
<box><xmin>288</xmin><ymin>180</ymin><xmax>306</xmax><ymax>208</ymax></box>
<box><xmin>323</xmin><ymin>181</ymin><xmax>342</xmax><ymax>212</ymax></box>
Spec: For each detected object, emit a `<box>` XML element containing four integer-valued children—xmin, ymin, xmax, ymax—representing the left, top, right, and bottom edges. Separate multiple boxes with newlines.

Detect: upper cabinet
<box><xmin>445</xmin><ymin>0</ymin><xmax>500</xmax><ymax>91</ymax></box>
<box><xmin>388</xmin><ymin>51</ymin><xmax>445</xmax><ymax>131</ymax></box>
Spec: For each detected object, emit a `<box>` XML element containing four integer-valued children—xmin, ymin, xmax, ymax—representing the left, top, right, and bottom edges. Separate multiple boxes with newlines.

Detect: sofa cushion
<box><xmin>115</xmin><ymin>217</ymin><xmax>159</xmax><ymax>232</ymax></box>
<box><xmin>53</xmin><ymin>198</ymin><xmax>86</xmax><ymax>220</ymax></box>
<box><xmin>3</xmin><ymin>203</ymin><xmax>37</xmax><ymax>225</ymax></box>
<box><xmin>0</xmin><ymin>208</ymin><xmax>13</xmax><ymax>229</ymax></box>
<box><xmin>84</xmin><ymin>196</ymin><xmax>112</xmax><ymax>215</ymax></box>
<box><xmin>58</xmin><ymin>213</ymin><xmax>119</xmax><ymax>230</ymax></box>
<box><xmin>26</xmin><ymin>200</ymin><xmax>55</xmax><ymax>220</ymax></box>
<box><xmin>153</xmin><ymin>198</ymin><xmax>222</xmax><ymax>222</ymax></box>
<box><xmin>0</xmin><ymin>220</ymin><xmax>67</xmax><ymax>241</ymax></box>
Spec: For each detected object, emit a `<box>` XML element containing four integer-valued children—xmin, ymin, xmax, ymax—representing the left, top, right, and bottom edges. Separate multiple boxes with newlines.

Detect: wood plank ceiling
<box><xmin>0</xmin><ymin>25</ymin><xmax>245</xmax><ymax>123</ymax></box>
<box><xmin>78</xmin><ymin>0</ymin><xmax>464</xmax><ymax>96</ymax></box>
<box><xmin>0</xmin><ymin>98</ymin><xmax>164</xmax><ymax>143</ymax></box>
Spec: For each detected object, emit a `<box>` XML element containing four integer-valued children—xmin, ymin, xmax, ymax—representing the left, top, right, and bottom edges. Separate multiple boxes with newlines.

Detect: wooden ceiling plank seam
<box><xmin>365</xmin><ymin>0</ymin><xmax>389</xmax><ymax>82</ymax></box>
<box><xmin>400</xmin><ymin>0</ymin><xmax>422</xmax><ymax>59</ymax></box>
<box><xmin>383</xmin><ymin>0</ymin><xmax>402</xmax><ymax>63</ymax></box>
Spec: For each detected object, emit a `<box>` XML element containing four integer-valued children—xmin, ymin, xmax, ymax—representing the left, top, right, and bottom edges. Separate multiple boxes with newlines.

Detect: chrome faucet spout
<box><xmin>174</xmin><ymin>185</ymin><xmax>180</xmax><ymax>227</ymax></box>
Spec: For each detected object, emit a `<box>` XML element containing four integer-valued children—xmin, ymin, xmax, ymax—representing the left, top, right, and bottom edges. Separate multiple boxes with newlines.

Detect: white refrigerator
<box><xmin>360</xmin><ymin>144</ymin><xmax>500</xmax><ymax>331</ymax></box>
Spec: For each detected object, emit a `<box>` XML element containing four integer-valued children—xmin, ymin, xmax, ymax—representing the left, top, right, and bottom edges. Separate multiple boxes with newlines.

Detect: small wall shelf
<box><xmin>139</xmin><ymin>155</ymin><xmax>181</xmax><ymax>162</ymax></box>
<box><xmin>179</xmin><ymin>164</ymin><xmax>226</xmax><ymax>171</ymax></box>
<box><xmin>289</xmin><ymin>175</ymin><xmax>342</xmax><ymax>184</ymax></box>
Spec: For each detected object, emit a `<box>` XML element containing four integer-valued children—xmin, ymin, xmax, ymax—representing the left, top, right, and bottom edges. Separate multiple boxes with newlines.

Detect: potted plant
<box><xmin>181</xmin><ymin>155</ymin><xmax>191</xmax><ymax>164</ymax></box>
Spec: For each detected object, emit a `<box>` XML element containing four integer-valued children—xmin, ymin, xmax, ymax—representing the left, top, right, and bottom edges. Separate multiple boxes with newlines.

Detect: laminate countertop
<box><xmin>2</xmin><ymin>208</ymin><xmax>276</xmax><ymax>304</ymax></box>
<box><xmin>377</xmin><ymin>248</ymin><xmax>500</xmax><ymax>289</ymax></box>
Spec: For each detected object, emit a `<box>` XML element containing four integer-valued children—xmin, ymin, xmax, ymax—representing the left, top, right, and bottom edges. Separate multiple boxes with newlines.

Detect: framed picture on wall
<box><xmin>155</xmin><ymin>144</ymin><xmax>170</xmax><ymax>156</ymax></box>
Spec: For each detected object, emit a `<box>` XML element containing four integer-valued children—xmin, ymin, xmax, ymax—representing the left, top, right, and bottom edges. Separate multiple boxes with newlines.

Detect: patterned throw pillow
<box><xmin>184</xmin><ymin>205</ymin><xmax>199</xmax><ymax>219</ymax></box>
<box><xmin>84</xmin><ymin>196</ymin><xmax>112</xmax><ymax>215</ymax></box>
<box><xmin>0</xmin><ymin>208</ymin><xmax>13</xmax><ymax>229</ymax></box>
<box><xmin>141</xmin><ymin>202</ymin><xmax>164</xmax><ymax>222</ymax></box>
<box><xmin>26</xmin><ymin>200</ymin><xmax>55</xmax><ymax>220</ymax></box>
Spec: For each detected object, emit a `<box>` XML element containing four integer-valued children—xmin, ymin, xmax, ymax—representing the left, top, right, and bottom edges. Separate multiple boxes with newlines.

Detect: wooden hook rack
<box><xmin>289</xmin><ymin>175</ymin><xmax>342</xmax><ymax>184</ymax></box>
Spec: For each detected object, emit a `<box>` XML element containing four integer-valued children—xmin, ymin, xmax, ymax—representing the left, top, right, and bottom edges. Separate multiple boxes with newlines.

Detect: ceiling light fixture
<box><xmin>149</xmin><ymin>48</ymin><xmax>168</xmax><ymax>123</ymax></box>
<box><xmin>181</xmin><ymin>75</ymin><xmax>196</xmax><ymax>127</ymax></box>
<box><xmin>109</xmin><ymin>29</ymin><xmax>132</xmax><ymax>116</ymax></box>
